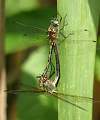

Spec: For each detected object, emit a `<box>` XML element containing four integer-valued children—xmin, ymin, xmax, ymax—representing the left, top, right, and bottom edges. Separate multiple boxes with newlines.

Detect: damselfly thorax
<box><xmin>48</xmin><ymin>18</ymin><xmax>59</xmax><ymax>46</ymax></box>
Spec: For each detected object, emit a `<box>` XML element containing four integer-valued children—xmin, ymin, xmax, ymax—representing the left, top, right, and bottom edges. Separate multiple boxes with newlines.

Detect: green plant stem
<box><xmin>57</xmin><ymin>0</ymin><xmax>99</xmax><ymax>120</ymax></box>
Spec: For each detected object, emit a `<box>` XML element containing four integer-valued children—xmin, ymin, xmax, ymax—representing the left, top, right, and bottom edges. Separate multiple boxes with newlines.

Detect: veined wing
<box><xmin>5</xmin><ymin>87</ymin><xmax>45</xmax><ymax>95</ymax></box>
<box><xmin>19</xmin><ymin>83</ymin><xmax>92</xmax><ymax>111</ymax></box>
<box><xmin>47</xmin><ymin>92</ymin><xmax>87</xmax><ymax>111</ymax></box>
<box><xmin>6</xmin><ymin>20</ymin><xmax>49</xmax><ymax>46</ymax></box>
<box><xmin>5</xmin><ymin>83</ymin><xmax>98</xmax><ymax>111</ymax></box>
<box><xmin>15</xmin><ymin>20</ymin><xmax>47</xmax><ymax>33</ymax></box>
<box><xmin>5</xmin><ymin>88</ymin><xmax>93</xmax><ymax>111</ymax></box>
<box><xmin>5</xmin><ymin>82</ymin><xmax>44</xmax><ymax>94</ymax></box>
<box><xmin>53</xmin><ymin>91</ymin><xmax>100</xmax><ymax>103</ymax></box>
<box><xmin>57</xmin><ymin>31</ymin><xmax>99</xmax><ymax>56</ymax></box>
<box><xmin>6</xmin><ymin>83</ymin><xmax>100</xmax><ymax>103</ymax></box>
<box><xmin>58</xmin><ymin>30</ymin><xmax>97</xmax><ymax>45</ymax></box>
<box><xmin>57</xmin><ymin>13</ymin><xmax>98</xmax><ymax>45</ymax></box>
<box><xmin>6</xmin><ymin>19</ymin><xmax>99</xmax><ymax>51</ymax></box>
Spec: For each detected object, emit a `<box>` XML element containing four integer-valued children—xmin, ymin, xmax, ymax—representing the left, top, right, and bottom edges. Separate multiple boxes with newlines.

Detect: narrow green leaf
<box><xmin>57</xmin><ymin>0</ymin><xmax>99</xmax><ymax>120</ymax></box>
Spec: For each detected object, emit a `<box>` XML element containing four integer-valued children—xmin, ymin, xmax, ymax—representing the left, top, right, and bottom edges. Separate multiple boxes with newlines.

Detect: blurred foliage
<box><xmin>6</xmin><ymin>0</ymin><xmax>41</xmax><ymax>16</ymax></box>
<box><xmin>17</xmin><ymin>47</ymin><xmax>57</xmax><ymax>120</ymax></box>
<box><xmin>6</xmin><ymin>7</ymin><xmax>56</xmax><ymax>54</ymax></box>
<box><xmin>6</xmin><ymin>0</ymin><xmax>57</xmax><ymax>120</ymax></box>
<box><xmin>95</xmin><ymin>37</ymin><xmax>100</xmax><ymax>80</ymax></box>
<box><xmin>95</xmin><ymin>56</ymin><xmax>100</xmax><ymax>80</ymax></box>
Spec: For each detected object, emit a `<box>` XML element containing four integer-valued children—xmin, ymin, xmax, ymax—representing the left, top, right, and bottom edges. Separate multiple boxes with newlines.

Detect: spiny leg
<box><xmin>57</xmin><ymin>11</ymin><xmax>62</xmax><ymax>23</ymax></box>
<box><xmin>58</xmin><ymin>13</ymin><xmax>68</xmax><ymax>31</ymax></box>
<box><xmin>58</xmin><ymin>32</ymin><xmax>74</xmax><ymax>45</ymax></box>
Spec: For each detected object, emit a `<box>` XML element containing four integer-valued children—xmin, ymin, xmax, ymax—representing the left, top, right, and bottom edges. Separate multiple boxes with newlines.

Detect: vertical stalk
<box><xmin>0</xmin><ymin>0</ymin><xmax>6</xmax><ymax>120</ymax></box>
<box><xmin>57</xmin><ymin>0</ymin><xmax>99</xmax><ymax>120</ymax></box>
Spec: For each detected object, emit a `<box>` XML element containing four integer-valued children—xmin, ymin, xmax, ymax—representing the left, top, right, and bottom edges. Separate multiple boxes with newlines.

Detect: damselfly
<box><xmin>6</xmin><ymin>73</ymin><xmax>100</xmax><ymax>111</ymax></box>
<box><xmin>7</xmin><ymin>14</ymin><xmax>97</xmax><ymax>49</ymax></box>
<box><xmin>6</xmin><ymin>15</ymin><xmax>100</xmax><ymax>112</ymax></box>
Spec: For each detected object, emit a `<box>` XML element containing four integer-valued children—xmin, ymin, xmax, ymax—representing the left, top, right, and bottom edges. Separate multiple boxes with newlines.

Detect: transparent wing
<box><xmin>48</xmin><ymin>92</ymin><xmax>86</xmax><ymax>111</ymax></box>
<box><xmin>5</xmin><ymin>82</ymin><xmax>100</xmax><ymax>110</ymax></box>
<box><xmin>57</xmin><ymin>30</ymin><xmax>99</xmax><ymax>56</ymax></box>
<box><xmin>8</xmin><ymin>20</ymin><xmax>97</xmax><ymax>44</ymax></box>
<box><xmin>14</xmin><ymin>20</ymin><xmax>47</xmax><ymax>34</ymax></box>
<box><xmin>47</xmin><ymin>91</ymin><xmax>100</xmax><ymax>111</ymax></box>
<box><xmin>6</xmin><ymin>83</ymin><xmax>100</xmax><ymax>103</ymax></box>
<box><xmin>5</xmin><ymin>83</ymin><xmax>45</xmax><ymax>95</ymax></box>
<box><xmin>53</xmin><ymin>91</ymin><xmax>100</xmax><ymax>103</ymax></box>
<box><xmin>6</xmin><ymin>19</ymin><xmax>100</xmax><ymax>52</ymax></box>
<box><xmin>5</xmin><ymin>88</ymin><xmax>45</xmax><ymax>95</ymax></box>
<box><xmin>18</xmin><ymin>83</ymin><xmax>96</xmax><ymax>110</ymax></box>
<box><xmin>11</xmin><ymin>83</ymin><xmax>86</xmax><ymax>110</ymax></box>
<box><xmin>58</xmin><ymin>30</ymin><xmax>97</xmax><ymax>45</ymax></box>
<box><xmin>6</xmin><ymin>20</ymin><xmax>49</xmax><ymax>46</ymax></box>
<box><xmin>57</xmin><ymin>13</ymin><xmax>98</xmax><ymax>46</ymax></box>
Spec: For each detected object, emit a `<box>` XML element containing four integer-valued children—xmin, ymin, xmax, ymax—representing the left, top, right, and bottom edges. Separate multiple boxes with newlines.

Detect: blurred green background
<box><xmin>6</xmin><ymin>0</ymin><xmax>57</xmax><ymax>120</ymax></box>
<box><xmin>5</xmin><ymin>0</ymin><xmax>100</xmax><ymax>120</ymax></box>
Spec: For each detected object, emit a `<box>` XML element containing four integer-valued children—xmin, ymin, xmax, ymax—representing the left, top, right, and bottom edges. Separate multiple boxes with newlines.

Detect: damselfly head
<box><xmin>50</xmin><ymin>18</ymin><xmax>59</xmax><ymax>27</ymax></box>
<box><xmin>38</xmin><ymin>74</ymin><xmax>56</xmax><ymax>93</ymax></box>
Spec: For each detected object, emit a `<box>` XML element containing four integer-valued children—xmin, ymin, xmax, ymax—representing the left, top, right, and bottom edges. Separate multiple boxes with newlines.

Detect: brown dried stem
<box><xmin>0</xmin><ymin>0</ymin><xmax>6</xmax><ymax>120</ymax></box>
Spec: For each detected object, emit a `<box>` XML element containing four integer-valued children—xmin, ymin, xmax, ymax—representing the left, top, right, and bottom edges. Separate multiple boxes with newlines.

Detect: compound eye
<box><xmin>54</xmin><ymin>20</ymin><xmax>59</xmax><ymax>25</ymax></box>
<box><xmin>53</xmin><ymin>23</ymin><xmax>59</xmax><ymax>27</ymax></box>
<box><xmin>53</xmin><ymin>24</ymin><xmax>57</xmax><ymax>27</ymax></box>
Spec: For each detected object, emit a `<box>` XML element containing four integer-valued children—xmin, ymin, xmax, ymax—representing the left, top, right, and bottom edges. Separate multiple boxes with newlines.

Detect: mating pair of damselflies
<box><xmin>6</xmin><ymin>14</ymin><xmax>100</xmax><ymax>111</ymax></box>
